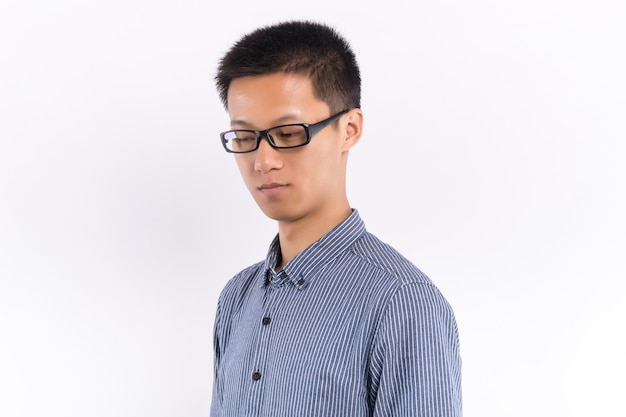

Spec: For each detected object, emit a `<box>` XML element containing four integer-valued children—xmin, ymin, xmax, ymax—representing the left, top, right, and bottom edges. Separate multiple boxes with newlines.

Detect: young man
<box><xmin>211</xmin><ymin>20</ymin><xmax>462</xmax><ymax>417</ymax></box>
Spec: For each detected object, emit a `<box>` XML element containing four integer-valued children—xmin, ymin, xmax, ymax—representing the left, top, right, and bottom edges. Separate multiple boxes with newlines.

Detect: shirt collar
<box><xmin>264</xmin><ymin>209</ymin><xmax>366</xmax><ymax>287</ymax></box>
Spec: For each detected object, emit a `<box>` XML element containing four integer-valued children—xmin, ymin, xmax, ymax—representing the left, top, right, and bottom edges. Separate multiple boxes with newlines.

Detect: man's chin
<box><xmin>258</xmin><ymin>206</ymin><xmax>302</xmax><ymax>223</ymax></box>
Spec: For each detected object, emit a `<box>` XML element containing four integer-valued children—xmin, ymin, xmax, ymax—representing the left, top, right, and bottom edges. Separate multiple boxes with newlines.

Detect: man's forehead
<box><xmin>226</xmin><ymin>74</ymin><xmax>330</xmax><ymax>128</ymax></box>
<box><xmin>227</xmin><ymin>73</ymin><xmax>314</xmax><ymax>104</ymax></box>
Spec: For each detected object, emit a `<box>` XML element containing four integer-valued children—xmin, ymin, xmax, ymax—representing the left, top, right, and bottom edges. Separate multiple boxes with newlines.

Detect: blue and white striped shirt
<box><xmin>210</xmin><ymin>210</ymin><xmax>462</xmax><ymax>417</ymax></box>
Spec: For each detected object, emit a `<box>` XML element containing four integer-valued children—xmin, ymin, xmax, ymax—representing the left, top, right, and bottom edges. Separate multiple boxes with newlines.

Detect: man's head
<box><xmin>215</xmin><ymin>20</ymin><xmax>361</xmax><ymax>114</ymax></box>
<box><xmin>215</xmin><ymin>21</ymin><xmax>363</xmax><ymax>227</ymax></box>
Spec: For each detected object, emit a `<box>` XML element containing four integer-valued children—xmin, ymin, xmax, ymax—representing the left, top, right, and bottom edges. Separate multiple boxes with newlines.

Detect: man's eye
<box><xmin>271</xmin><ymin>127</ymin><xmax>306</xmax><ymax>145</ymax></box>
<box><xmin>232</xmin><ymin>133</ymin><xmax>257</xmax><ymax>144</ymax></box>
<box><xmin>227</xmin><ymin>133</ymin><xmax>257</xmax><ymax>151</ymax></box>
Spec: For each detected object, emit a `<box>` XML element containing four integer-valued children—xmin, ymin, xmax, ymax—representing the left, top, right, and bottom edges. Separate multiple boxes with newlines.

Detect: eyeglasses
<box><xmin>220</xmin><ymin>109</ymin><xmax>351</xmax><ymax>153</ymax></box>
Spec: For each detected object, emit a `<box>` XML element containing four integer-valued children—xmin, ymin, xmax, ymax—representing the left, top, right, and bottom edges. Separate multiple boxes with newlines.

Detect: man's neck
<box><xmin>275</xmin><ymin>205</ymin><xmax>352</xmax><ymax>271</ymax></box>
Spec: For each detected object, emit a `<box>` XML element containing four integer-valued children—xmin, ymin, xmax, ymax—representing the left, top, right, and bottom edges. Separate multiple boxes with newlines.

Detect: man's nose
<box><xmin>254</xmin><ymin>137</ymin><xmax>283</xmax><ymax>173</ymax></box>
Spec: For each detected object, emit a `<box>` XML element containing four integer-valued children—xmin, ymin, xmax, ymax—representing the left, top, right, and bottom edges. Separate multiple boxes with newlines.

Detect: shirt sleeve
<box><xmin>369</xmin><ymin>282</ymin><xmax>462</xmax><ymax>417</ymax></box>
<box><xmin>210</xmin><ymin>296</ymin><xmax>224</xmax><ymax>417</ymax></box>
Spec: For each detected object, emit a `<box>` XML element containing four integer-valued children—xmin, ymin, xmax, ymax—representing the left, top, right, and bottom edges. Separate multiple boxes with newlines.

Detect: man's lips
<box><xmin>258</xmin><ymin>182</ymin><xmax>288</xmax><ymax>197</ymax></box>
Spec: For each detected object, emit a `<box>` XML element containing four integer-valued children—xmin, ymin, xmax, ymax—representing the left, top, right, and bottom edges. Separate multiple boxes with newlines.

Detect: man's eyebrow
<box><xmin>230</xmin><ymin>113</ymin><xmax>303</xmax><ymax>129</ymax></box>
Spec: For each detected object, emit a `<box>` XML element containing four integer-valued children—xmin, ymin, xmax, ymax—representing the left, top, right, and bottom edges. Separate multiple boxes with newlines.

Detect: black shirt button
<box><xmin>252</xmin><ymin>372</ymin><xmax>262</xmax><ymax>381</ymax></box>
<box><xmin>297</xmin><ymin>278</ymin><xmax>305</xmax><ymax>286</ymax></box>
<box><xmin>262</xmin><ymin>317</ymin><xmax>271</xmax><ymax>325</ymax></box>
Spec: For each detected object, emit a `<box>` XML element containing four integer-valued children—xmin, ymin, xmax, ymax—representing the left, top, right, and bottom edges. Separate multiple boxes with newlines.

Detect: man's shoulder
<box><xmin>218</xmin><ymin>260</ymin><xmax>265</xmax><ymax>301</ymax></box>
<box><xmin>349</xmin><ymin>231</ymin><xmax>433</xmax><ymax>287</ymax></box>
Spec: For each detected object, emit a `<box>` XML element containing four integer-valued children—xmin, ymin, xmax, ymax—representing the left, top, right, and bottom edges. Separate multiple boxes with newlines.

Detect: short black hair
<box><xmin>215</xmin><ymin>20</ymin><xmax>361</xmax><ymax>113</ymax></box>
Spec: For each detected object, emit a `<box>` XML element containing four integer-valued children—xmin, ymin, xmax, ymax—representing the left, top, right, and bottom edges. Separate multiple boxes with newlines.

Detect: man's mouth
<box><xmin>258</xmin><ymin>183</ymin><xmax>288</xmax><ymax>196</ymax></box>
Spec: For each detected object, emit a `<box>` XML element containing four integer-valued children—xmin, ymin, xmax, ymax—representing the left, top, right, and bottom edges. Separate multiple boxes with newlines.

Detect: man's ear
<box><xmin>341</xmin><ymin>108</ymin><xmax>363</xmax><ymax>152</ymax></box>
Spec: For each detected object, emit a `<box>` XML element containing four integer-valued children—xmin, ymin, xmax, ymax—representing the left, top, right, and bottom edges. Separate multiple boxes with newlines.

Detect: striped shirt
<box><xmin>210</xmin><ymin>210</ymin><xmax>462</xmax><ymax>417</ymax></box>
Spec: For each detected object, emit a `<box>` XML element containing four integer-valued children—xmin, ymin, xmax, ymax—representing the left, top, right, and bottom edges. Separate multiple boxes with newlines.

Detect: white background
<box><xmin>1</xmin><ymin>0</ymin><xmax>624</xmax><ymax>416</ymax></box>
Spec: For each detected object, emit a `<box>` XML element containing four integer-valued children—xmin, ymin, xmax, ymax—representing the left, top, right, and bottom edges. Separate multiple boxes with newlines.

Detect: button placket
<box><xmin>250</xmin><ymin>271</ymin><xmax>282</xmax><ymax>393</ymax></box>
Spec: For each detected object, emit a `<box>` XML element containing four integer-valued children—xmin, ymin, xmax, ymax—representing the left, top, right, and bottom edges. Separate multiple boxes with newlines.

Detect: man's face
<box><xmin>226</xmin><ymin>72</ymin><xmax>359</xmax><ymax>224</ymax></box>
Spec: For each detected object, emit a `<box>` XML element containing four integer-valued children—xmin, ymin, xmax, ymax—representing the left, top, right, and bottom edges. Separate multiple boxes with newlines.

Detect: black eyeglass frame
<box><xmin>220</xmin><ymin>108</ymin><xmax>352</xmax><ymax>154</ymax></box>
